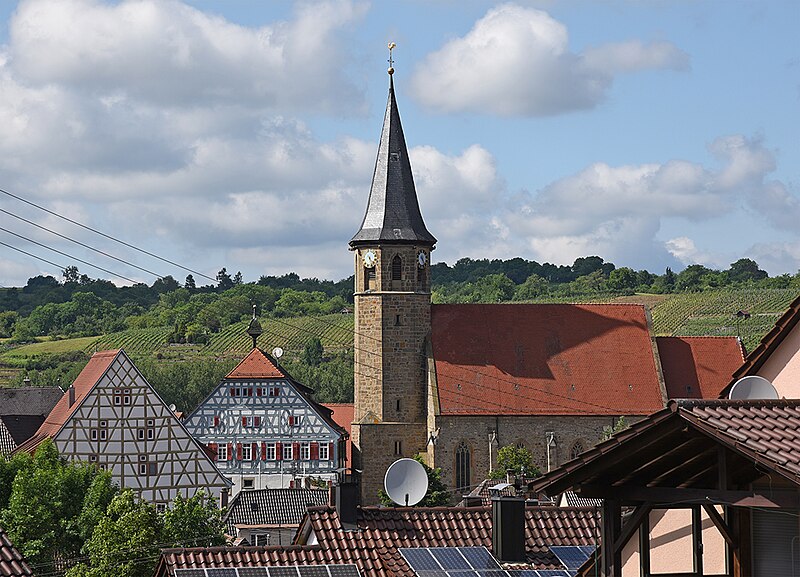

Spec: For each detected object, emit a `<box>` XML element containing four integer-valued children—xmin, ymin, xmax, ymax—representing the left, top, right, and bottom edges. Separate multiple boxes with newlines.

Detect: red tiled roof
<box><xmin>721</xmin><ymin>293</ymin><xmax>800</xmax><ymax>396</ymax></box>
<box><xmin>431</xmin><ymin>304</ymin><xmax>665</xmax><ymax>415</ymax></box>
<box><xmin>0</xmin><ymin>525</ymin><xmax>34</xmax><ymax>577</ymax></box>
<box><xmin>322</xmin><ymin>403</ymin><xmax>353</xmax><ymax>465</ymax></box>
<box><xmin>226</xmin><ymin>348</ymin><xmax>284</xmax><ymax>380</ymax></box>
<box><xmin>156</xmin><ymin>506</ymin><xmax>599</xmax><ymax>577</ymax></box>
<box><xmin>656</xmin><ymin>336</ymin><xmax>745</xmax><ymax>400</ymax></box>
<box><xmin>14</xmin><ymin>350</ymin><xmax>120</xmax><ymax>454</ymax></box>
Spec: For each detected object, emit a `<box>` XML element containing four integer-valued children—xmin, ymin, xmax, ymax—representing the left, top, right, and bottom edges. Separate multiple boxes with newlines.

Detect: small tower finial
<box><xmin>246</xmin><ymin>304</ymin><xmax>263</xmax><ymax>349</ymax></box>
<box><xmin>388</xmin><ymin>41</ymin><xmax>396</xmax><ymax>75</ymax></box>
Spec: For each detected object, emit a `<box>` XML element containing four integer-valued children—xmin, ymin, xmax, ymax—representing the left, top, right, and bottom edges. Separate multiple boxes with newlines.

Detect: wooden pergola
<box><xmin>530</xmin><ymin>399</ymin><xmax>800</xmax><ymax>577</ymax></box>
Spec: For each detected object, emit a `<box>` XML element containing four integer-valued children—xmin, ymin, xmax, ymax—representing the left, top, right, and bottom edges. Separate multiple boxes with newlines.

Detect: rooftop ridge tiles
<box><xmin>674</xmin><ymin>398</ymin><xmax>800</xmax><ymax>409</ymax></box>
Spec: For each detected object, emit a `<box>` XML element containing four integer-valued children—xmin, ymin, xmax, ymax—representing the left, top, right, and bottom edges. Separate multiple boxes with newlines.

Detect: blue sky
<box><xmin>0</xmin><ymin>0</ymin><xmax>798</xmax><ymax>287</ymax></box>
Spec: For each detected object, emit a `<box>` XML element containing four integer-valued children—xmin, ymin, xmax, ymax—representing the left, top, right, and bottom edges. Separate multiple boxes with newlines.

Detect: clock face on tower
<box><xmin>363</xmin><ymin>250</ymin><xmax>377</xmax><ymax>268</ymax></box>
<box><xmin>417</xmin><ymin>250</ymin><xmax>427</xmax><ymax>268</ymax></box>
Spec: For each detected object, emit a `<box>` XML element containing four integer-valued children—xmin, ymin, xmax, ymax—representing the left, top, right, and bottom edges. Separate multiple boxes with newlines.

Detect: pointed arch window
<box><xmin>570</xmin><ymin>440</ymin><xmax>586</xmax><ymax>461</ymax></box>
<box><xmin>455</xmin><ymin>441</ymin><xmax>471</xmax><ymax>491</ymax></box>
<box><xmin>392</xmin><ymin>255</ymin><xmax>403</xmax><ymax>281</ymax></box>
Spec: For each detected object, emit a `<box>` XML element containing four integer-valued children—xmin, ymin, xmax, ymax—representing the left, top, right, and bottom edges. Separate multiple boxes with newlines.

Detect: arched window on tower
<box><xmin>392</xmin><ymin>255</ymin><xmax>402</xmax><ymax>280</ymax></box>
<box><xmin>570</xmin><ymin>440</ymin><xmax>586</xmax><ymax>461</ymax></box>
<box><xmin>364</xmin><ymin>267</ymin><xmax>376</xmax><ymax>291</ymax></box>
<box><xmin>455</xmin><ymin>441</ymin><xmax>471</xmax><ymax>491</ymax></box>
<box><xmin>417</xmin><ymin>264</ymin><xmax>427</xmax><ymax>291</ymax></box>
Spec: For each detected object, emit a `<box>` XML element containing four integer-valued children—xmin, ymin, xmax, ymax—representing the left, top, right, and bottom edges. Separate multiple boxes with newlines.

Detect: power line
<box><xmin>0</xmin><ymin>207</ymin><xmax>165</xmax><ymax>280</ymax></box>
<box><xmin>0</xmin><ymin>186</ymin><xmax>217</xmax><ymax>282</ymax></box>
<box><xmin>0</xmin><ymin>240</ymin><xmax>69</xmax><ymax>271</ymax></box>
<box><xmin>0</xmin><ymin>226</ymin><xmax>140</xmax><ymax>284</ymax></box>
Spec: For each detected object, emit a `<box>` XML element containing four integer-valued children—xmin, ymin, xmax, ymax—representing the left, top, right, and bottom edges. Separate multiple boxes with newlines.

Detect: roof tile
<box><xmin>226</xmin><ymin>348</ymin><xmax>284</xmax><ymax>380</ymax></box>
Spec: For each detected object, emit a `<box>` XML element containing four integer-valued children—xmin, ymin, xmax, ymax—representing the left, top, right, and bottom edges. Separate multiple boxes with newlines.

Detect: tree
<box><xmin>216</xmin><ymin>268</ymin><xmax>233</xmax><ymax>291</ymax></box>
<box><xmin>607</xmin><ymin>267</ymin><xmax>638</xmax><ymax>291</ymax></box>
<box><xmin>66</xmin><ymin>491</ymin><xmax>162</xmax><ymax>577</ymax></box>
<box><xmin>301</xmin><ymin>336</ymin><xmax>324</xmax><ymax>366</ymax></box>
<box><xmin>489</xmin><ymin>444</ymin><xmax>539</xmax><ymax>479</ymax></box>
<box><xmin>232</xmin><ymin>271</ymin><xmax>243</xmax><ymax>286</ymax></box>
<box><xmin>162</xmin><ymin>491</ymin><xmax>226</xmax><ymax>548</ymax></box>
<box><xmin>379</xmin><ymin>455</ymin><xmax>450</xmax><ymax>507</ymax></box>
<box><xmin>727</xmin><ymin>258</ymin><xmax>767</xmax><ymax>284</ymax></box>
<box><xmin>601</xmin><ymin>416</ymin><xmax>628</xmax><ymax>441</ymax></box>
<box><xmin>63</xmin><ymin>265</ymin><xmax>81</xmax><ymax>284</ymax></box>
<box><xmin>184</xmin><ymin>275</ymin><xmax>196</xmax><ymax>290</ymax></box>
<box><xmin>676</xmin><ymin>264</ymin><xmax>714</xmax><ymax>292</ymax></box>
<box><xmin>513</xmin><ymin>274</ymin><xmax>548</xmax><ymax>301</ymax></box>
<box><xmin>152</xmin><ymin>276</ymin><xmax>180</xmax><ymax>294</ymax></box>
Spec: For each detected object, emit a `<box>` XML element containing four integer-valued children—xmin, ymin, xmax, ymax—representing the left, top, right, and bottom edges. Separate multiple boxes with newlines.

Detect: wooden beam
<box><xmin>617</xmin><ymin>437</ymin><xmax>708</xmax><ymax>486</ymax></box>
<box><xmin>601</xmin><ymin>499</ymin><xmax>622</xmax><ymax>577</ymax></box>
<box><xmin>692</xmin><ymin>506</ymin><xmax>704</xmax><ymax>576</ymax></box>
<box><xmin>576</xmin><ymin>484</ymin><xmax>799</xmax><ymax>508</ymax></box>
<box><xmin>702</xmin><ymin>503</ymin><xmax>736</xmax><ymax>548</ymax></box>
<box><xmin>717</xmin><ymin>445</ymin><xmax>727</xmax><ymax>490</ymax></box>
<box><xmin>612</xmin><ymin>503</ymin><xmax>651</xmax><ymax>556</ymax></box>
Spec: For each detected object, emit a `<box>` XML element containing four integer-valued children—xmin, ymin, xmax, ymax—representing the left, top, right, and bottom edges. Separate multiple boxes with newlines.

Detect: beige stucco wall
<box><xmin>756</xmin><ymin>322</ymin><xmax>800</xmax><ymax>398</ymax></box>
<box><xmin>620</xmin><ymin>507</ymin><xmax>726</xmax><ymax>576</ymax></box>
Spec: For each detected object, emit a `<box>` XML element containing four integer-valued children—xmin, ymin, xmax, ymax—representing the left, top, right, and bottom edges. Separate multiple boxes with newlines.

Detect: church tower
<box><xmin>349</xmin><ymin>59</ymin><xmax>436</xmax><ymax>504</ymax></box>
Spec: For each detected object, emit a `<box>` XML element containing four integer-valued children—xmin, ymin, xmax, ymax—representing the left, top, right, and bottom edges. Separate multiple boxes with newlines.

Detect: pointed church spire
<box><xmin>350</xmin><ymin>48</ymin><xmax>436</xmax><ymax>248</ymax></box>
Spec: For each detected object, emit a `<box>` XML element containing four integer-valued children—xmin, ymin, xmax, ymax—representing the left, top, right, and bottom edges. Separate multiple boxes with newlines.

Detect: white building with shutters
<box><xmin>183</xmin><ymin>347</ymin><xmax>348</xmax><ymax>496</ymax></box>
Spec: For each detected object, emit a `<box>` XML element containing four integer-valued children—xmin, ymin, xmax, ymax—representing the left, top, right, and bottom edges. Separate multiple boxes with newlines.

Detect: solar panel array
<box><xmin>174</xmin><ymin>566</ymin><xmax>360</xmax><ymax>577</ymax></box>
<box><xmin>399</xmin><ymin>546</ymin><xmax>596</xmax><ymax>577</ymax></box>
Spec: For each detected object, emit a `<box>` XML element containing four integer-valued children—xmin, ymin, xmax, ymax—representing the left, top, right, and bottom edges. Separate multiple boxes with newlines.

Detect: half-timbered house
<box><xmin>183</xmin><ymin>347</ymin><xmax>348</xmax><ymax>496</ymax></box>
<box><xmin>14</xmin><ymin>349</ymin><xmax>230</xmax><ymax>509</ymax></box>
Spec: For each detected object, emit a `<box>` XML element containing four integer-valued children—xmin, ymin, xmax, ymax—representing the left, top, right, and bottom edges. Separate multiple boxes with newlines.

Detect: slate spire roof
<box><xmin>350</xmin><ymin>74</ymin><xmax>436</xmax><ymax>247</ymax></box>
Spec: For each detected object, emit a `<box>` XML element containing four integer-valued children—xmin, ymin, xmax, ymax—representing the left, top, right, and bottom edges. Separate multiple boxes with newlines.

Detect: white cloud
<box><xmin>665</xmin><ymin>237</ymin><xmax>724</xmax><ymax>268</ymax></box>
<box><xmin>410</xmin><ymin>3</ymin><xmax>688</xmax><ymax>116</ymax></box>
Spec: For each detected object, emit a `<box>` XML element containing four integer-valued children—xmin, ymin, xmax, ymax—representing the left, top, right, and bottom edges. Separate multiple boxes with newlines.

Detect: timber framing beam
<box><xmin>612</xmin><ymin>503</ymin><xmax>651</xmax><ymax>556</ymax></box>
<box><xmin>577</xmin><ymin>484</ymin><xmax>799</xmax><ymax>508</ymax></box>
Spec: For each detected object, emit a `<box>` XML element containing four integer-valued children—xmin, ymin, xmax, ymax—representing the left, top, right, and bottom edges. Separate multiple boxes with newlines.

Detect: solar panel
<box><xmin>206</xmin><ymin>570</ymin><xmax>237</xmax><ymax>577</ymax></box>
<box><xmin>268</xmin><ymin>568</ymin><xmax>300</xmax><ymax>577</ymax></box>
<box><xmin>174</xmin><ymin>571</ymin><xmax>206</xmax><ymax>577</ymax></box>
<box><xmin>431</xmin><ymin>548</ymin><xmax>471</xmax><ymax>570</ymax></box>
<box><xmin>326</xmin><ymin>566</ymin><xmax>361</xmax><ymax>577</ymax></box>
<box><xmin>474</xmin><ymin>571</ymin><xmax>509</xmax><ymax>577</ymax></box>
<box><xmin>458</xmin><ymin>548</ymin><xmax>501</xmax><ymax>571</ymax></box>
<box><xmin>238</xmin><ymin>570</ymin><xmax>268</xmax><ymax>577</ymax></box>
<box><xmin>401</xmin><ymin>549</ymin><xmax>444</xmax><ymax>572</ymax></box>
<box><xmin>549</xmin><ymin>545</ymin><xmax>594</xmax><ymax>571</ymax></box>
<box><xmin>535</xmin><ymin>571</ymin><xmax>573</xmax><ymax>577</ymax></box>
<box><xmin>296</xmin><ymin>568</ymin><xmax>329</xmax><ymax>577</ymax></box>
<box><xmin>506</xmin><ymin>571</ymin><xmax>539</xmax><ymax>577</ymax></box>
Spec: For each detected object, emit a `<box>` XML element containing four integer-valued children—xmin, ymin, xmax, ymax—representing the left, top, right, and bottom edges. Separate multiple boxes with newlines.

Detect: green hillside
<box><xmin>1</xmin><ymin>289</ymin><xmax>795</xmax><ymax>389</ymax></box>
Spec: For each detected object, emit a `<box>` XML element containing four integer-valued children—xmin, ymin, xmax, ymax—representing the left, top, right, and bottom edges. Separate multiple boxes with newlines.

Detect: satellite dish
<box><xmin>272</xmin><ymin>347</ymin><xmax>284</xmax><ymax>359</ymax></box>
<box><xmin>168</xmin><ymin>404</ymin><xmax>177</xmax><ymax>412</ymax></box>
<box><xmin>729</xmin><ymin>375</ymin><xmax>779</xmax><ymax>400</ymax></box>
<box><xmin>384</xmin><ymin>458</ymin><xmax>428</xmax><ymax>507</ymax></box>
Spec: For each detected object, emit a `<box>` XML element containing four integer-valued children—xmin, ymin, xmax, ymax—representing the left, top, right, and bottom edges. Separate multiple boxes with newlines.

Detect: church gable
<box><xmin>52</xmin><ymin>350</ymin><xmax>228</xmax><ymax>505</ymax></box>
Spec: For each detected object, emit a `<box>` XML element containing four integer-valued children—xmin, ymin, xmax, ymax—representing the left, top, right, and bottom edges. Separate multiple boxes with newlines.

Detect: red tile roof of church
<box><xmin>656</xmin><ymin>336</ymin><xmax>745</xmax><ymax>400</ymax></box>
<box><xmin>14</xmin><ymin>350</ymin><xmax>120</xmax><ymax>454</ymax></box>
<box><xmin>322</xmin><ymin>403</ymin><xmax>353</xmax><ymax>464</ymax></box>
<box><xmin>226</xmin><ymin>348</ymin><xmax>284</xmax><ymax>380</ymax></box>
<box><xmin>430</xmin><ymin>304</ymin><xmax>665</xmax><ymax>415</ymax></box>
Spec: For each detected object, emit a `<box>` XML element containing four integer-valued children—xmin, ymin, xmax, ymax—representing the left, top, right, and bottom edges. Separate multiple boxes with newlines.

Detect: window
<box><xmin>254</xmin><ymin>416</ymin><xmax>261</xmax><ymax>427</ymax></box>
<box><xmin>242</xmin><ymin>478</ymin><xmax>255</xmax><ymax>490</ymax></box>
<box><xmin>364</xmin><ymin>266</ymin><xmax>376</xmax><ymax>291</ymax></box>
<box><xmin>138</xmin><ymin>454</ymin><xmax>149</xmax><ymax>476</ymax></box>
<box><xmin>112</xmin><ymin>389</ymin><xmax>130</xmax><ymax>405</ymax></box>
<box><xmin>212</xmin><ymin>415</ymin><xmax>220</xmax><ymax>428</ymax></box>
<box><xmin>230</xmin><ymin>387</ymin><xmax>238</xmax><ymax>396</ymax></box>
<box><xmin>137</xmin><ymin>428</ymin><xmax>145</xmax><ymax>440</ymax></box>
<box><xmin>218</xmin><ymin>444</ymin><xmax>228</xmax><ymax>461</ymax></box>
<box><xmin>269</xmin><ymin>387</ymin><xmax>280</xmax><ymax>397</ymax></box>
<box><xmin>283</xmin><ymin>444</ymin><xmax>293</xmax><ymax>461</ymax></box>
<box><xmin>146</xmin><ymin>419</ymin><xmax>155</xmax><ymax>440</ymax></box>
<box><xmin>288</xmin><ymin>414</ymin><xmax>302</xmax><ymax>427</ymax></box>
<box><xmin>392</xmin><ymin>255</ymin><xmax>402</xmax><ymax>281</ymax></box>
<box><xmin>91</xmin><ymin>429</ymin><xmax>98</xmax><ymax>441</ymax></box>
<box><xmin>155</xmin><ymin>503</ymin><xmax>167</xmax><ymax>514</ymax></box>
<box><xmin>253</xmin><ymin>533</ymin><xmax>270</xmax><ymax>547</ymax></box>
<box><xmin>417</xmin><ymin>265</ymin><xmax>427</xmax><ymax>289</ymax></box>
<box><xmin>455</xmin><ymin>442</ymin><xmax>471</xmax><ymax>490</ymax></box>
<box><xmin>319</xmin><ymin>442</ymin><xmax>329</xmax><ymax>461</ymax></box>
<box><xmin>242</xmin><ymin>416</ymin><xmax>249</xmax><ymax>427</ymax></box>
<box><xmin>98</xmin><ymin>420</ymin><xmax>108</xmax><ymax>441</ymax></box>
<box><xmin>266</xmin><ymin>443</ymin><xmax>276</xmax><ymax>460</ymax></box>
<box><xmin>301</xmin><ymin>442</ymin><xmax>310</xmax><ymax>460</ymax></box>
<box><xmin>89</xmin><ymin>454</ymin><xmax>98</xmax><ymax>463</ymax></box>
<box><xmin>123</xmin><ymin>389</ymin><xmax>131</xmax><ymax>406</ymax></box>
<box><xmin>570</xmin><ymin>440</ymin><xmax>586</xmax><ymax>461</ymax></box>
<box><xmin>394</xmin><ymin>440</ymin><xmax>402</xmax><ymax>455</ymax></box>
<box><xmin>242</xmin><ymin>444</ymin><xmax>252</xmax><ymax>461</ymax></box>
<box><xmin>246</xmin><ymin>387</ymin><xmax>253</xmax><ymax>397</ymax></box>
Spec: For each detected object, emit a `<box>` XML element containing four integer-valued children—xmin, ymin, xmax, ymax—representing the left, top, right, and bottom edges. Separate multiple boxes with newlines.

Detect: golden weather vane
<box><xmin>388</xmin><ymin>41</ymin><xmax>396</xmax><ymax>75</ymax></box>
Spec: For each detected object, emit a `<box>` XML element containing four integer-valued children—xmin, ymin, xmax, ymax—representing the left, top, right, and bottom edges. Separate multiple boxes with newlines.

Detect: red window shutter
<box><xmin>276</xmin><ymin>442</ymin><xmax>283</xmax><ymax>461</ymax></box>
<box><xmin>310</xmin><ymin>442</ymin><xmax>319</xmax><ymax>460</ymax></box>
<box><xmin>241</xmin><ymin>416</ymin><xmax>248</xmax><ymax>427</ymax></box>
<box><xmin>288</xmin><ymin>415</ymin><xmax>295</xmax><ymax>426</ymax></box>
<box><xmin>254</xmin><ymin>416</ymin><xmax>261</xmax><ymax>427</ymax></box>
<box><xmin>329</xmin><ymin>442</ymin><xmax>335</xmax><ymax>460</ymax></box>
<box><xmin>213</xmin><ymin>416</ymin><xmax>220</xmax><ymax>427</ymax></box>
<box><xmin>247</xmin><ymin>387</ymin><xmax>253</xmax><ymax>397</ymax></box>
<box><xmin>261</xmin><ymin>442</ymin><xmax>267</xmax><ymax>460</ymax></box>
<box><xmin>209</xmin><ymin>442</ymin><xmax>217</xmax><ymax>461</ymax></box>
<box><xmin>230</xmin><ymin>388</ymin><xmax>235</xmax><ymax>396</ymax></box>
<box><xmin>292</xmin><ymin>442</ymin><xmax>300</xmax><ymax>461</ymax></box>
<box><xmin>227</xmin><ymin>443</ymin><xmax>233</xmax><ymax>461</ymax></box>
<box><xmin>236</xmin><ymin>443</ymin><xmax>243</xmax><ymax>460</ymax></box>
<box><xmin>252</xmin><ymin>442</ymin><xmax>258</xmax><ymax>460</ymax></box>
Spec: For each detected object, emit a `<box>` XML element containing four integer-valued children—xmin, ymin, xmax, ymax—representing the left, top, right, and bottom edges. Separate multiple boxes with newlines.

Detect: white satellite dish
<box><xmin>168</xmin><ymin>404</ymin><xmax>177</xmax><ymax>413</ymax></box>
<box><xmin>729</xmin><ymin>375</ymin><xmax>779</xmax><ymax>400</ymax></box>
<box><xmin>272</xmin><ymin>347</ymin><xmax>284</xmax><ymax>359</ymax></box>
<box><xmin>384</xmin><ymin>458</ymin><xmax>428</xmax><ymax>507</ymax></box>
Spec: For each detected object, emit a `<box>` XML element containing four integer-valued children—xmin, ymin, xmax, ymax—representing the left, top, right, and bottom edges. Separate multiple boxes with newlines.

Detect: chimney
<box><xmin>334</xmin><ymin>474</ymin><xmax>360</xmax><ymax>530</ymax></box>
<box><xmin>462</xmin><ymin>495</ymin><xmax>483</xmax><ymax>507</ymax></box>
<box><xmin>492</xmin><ymin>496</ymin><xmax>526</xmax><ymax>563</ymax></box>
<box><xmin>68</xmin><ymin>385</ymin><xmax>76</xmax><ymax>407</ymax></box>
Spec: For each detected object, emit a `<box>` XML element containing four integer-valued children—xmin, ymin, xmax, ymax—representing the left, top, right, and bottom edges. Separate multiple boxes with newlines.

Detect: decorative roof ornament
<box><xmin>350</xmin><ymin>42</ymin><xmax>437</xmax><ymax>248</ymax></box>
<box><xmin>387</xmin><ymin>41</ymin><xmax>396</xmax><ymax>76</ymax></box>
<box><xmin>246</xmin><ymin>304</ymin><xmax>263</xmax><ymax>349</ymax></box>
